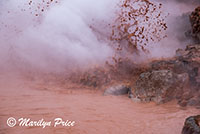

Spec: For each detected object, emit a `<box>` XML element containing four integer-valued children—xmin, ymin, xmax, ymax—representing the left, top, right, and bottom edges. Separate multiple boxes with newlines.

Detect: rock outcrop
<box><xmin>175</xmin><ymin>45</ymin><xmax>200</xmax><ymax>88</ymax></box>
<box><xmin>131</xmin><ymin>70</ymin><xmax>188</xmax><ymax>104</ymax></box>
<box><xmin>175</xmin><ymin>44</ymin><xmax>200</xmax><ymax>107</ymax></box>
<box><xmin>190</xmin><ymin>6</ymin><xmax>200</xmax><ymax>42</ymax></box>
<box><xmin>182</xmin><ymin>115</ymin><xmax>200</xmax><ymax>134</ymax></box>
<box><xmin>150</xmin><ymin>44</ymin><xmax>200</xmax><ymax>89</ymax></box>
<box><xmin>131</xmin><ymin>44</ymin><xmax>200</xmax><ymax>106</ymax></box>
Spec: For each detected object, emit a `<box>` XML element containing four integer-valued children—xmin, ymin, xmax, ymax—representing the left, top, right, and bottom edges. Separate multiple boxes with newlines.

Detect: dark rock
<box><xmin>151</xmin><ymin>44</ymin><xmax>200</xmax><ymax>89</ymax></box>
<box><xmin>179</xmin><ymin>100</ymin><xmax>188</xmax><ymax>107</ymax></box>
<box><xmin>128</xmin><ymin>89</ymin><xmax>134</xmax><ymax>98</ymax></box>
<box><xmin>132</xmin><ymin>70</ymin><xmax>187</xmax><ymax>104</ymax></box>
<box><xmin>175</xmin><ymin>44</ymin><xmax>200</xmax><ymax>88</ymax></box>
<box><xmin>182</xmin><ymin>115</ymin><xmax>200</xmax><ymax>134</ymax></box>
<box><xmin>104</xmin><ymin>85</ymin><xmax>131</xmax><ymax>96</ymax></box>
<box><xmin>187</xmin><ymin>98</ymin><xmax>200</xmax><ymax>106</ymax></box>
<box><xmin>150</xmin><ymin>60</ymin><xmax>176</xmax><ymax>71</ymax></box>
<box><xmin>178</xmin><ymin>91</ymin><xmax>200</xmax><ymax>107</ymax></box>
<box><xmin>190</xmin><ymin>6</ymin><xmax>200</xmax><ymax>42</ymax></box>
<box><xmin>140</xmin><ymin>44</ymin><xmax>200</xmax><ymax>106</ymax></box>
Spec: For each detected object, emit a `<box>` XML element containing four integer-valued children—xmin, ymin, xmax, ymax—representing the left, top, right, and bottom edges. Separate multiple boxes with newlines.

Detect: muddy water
<box><xmin>0</xmin><ymin>77</ymin><xmax>199</xmax><ymax>134</ymax></box>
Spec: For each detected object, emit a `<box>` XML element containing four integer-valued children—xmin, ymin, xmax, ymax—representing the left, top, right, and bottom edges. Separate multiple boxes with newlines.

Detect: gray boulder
<box><xmin>132</xmin><ymin>70</ymin><xmax>188</xmax><ymax>104</ymax></box>
<box><xmin>104</xmin><ymin>85</ymin><xmax>131</xmax><ymax>96</ymax></box>
<box><xmin>146</xmin><ymin>44</ymin><xmax>200</xmax><ymax>107</ymax></box>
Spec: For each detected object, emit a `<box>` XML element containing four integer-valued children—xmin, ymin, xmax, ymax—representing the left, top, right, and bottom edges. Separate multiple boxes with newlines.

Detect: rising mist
<box><xmin>0</xmin><ymin>0</ymin><xmax>198</xmax><ymax>74</ymax></box>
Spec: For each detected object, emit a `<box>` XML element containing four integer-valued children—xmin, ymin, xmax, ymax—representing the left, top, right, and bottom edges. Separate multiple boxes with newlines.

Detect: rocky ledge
<box><xmin>130</xmin><ymin>44</ymin><xmax>200</xmax><ymax>107</ymax></box>
<box><xmin>190</xmin><ymin>6</ymin><xmax>200</xmax><ymax>42</ymax></box>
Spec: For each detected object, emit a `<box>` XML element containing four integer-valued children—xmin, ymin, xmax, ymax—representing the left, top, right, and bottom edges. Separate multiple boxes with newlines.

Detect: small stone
<box><xmin>104</xmin><ymin>85</ymin><xmax>131</xmax><ymax>96</ymax></box>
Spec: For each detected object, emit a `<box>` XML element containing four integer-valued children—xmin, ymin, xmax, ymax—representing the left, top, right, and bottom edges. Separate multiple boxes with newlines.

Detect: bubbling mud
<box><xmin>110</xmin><ymin>0</ymin><xmax>168</xmax><ymax>53</ymax></box>
<box><xmin>0</xmin><ymin>78</ymin><xmax>199</xmax><ymax>134</ymax></box>
<box><xmin>0</xmin><ymin>0</ymin><xmax>198</xmax><ymax>74</ymax></box>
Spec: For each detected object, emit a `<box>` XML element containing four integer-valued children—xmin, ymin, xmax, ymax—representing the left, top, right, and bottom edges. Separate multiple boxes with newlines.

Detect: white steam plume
<box><xmin>0</xmin><ymin>0</ymin><xmax>199</xmax><ymax>74</ymax></box>
<box><xmin>0</xmin><ymin>0</ymin><xmax>117</xmax><ymax>73</ymax></box>
<box><xmin>139</xmin><ymin>0</ymin><xmax>199</xmax><ymax>61</ymax></box>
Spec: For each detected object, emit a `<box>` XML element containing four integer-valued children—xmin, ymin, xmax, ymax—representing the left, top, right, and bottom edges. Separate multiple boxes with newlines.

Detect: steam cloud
<box><xmin>143</xmin><ymin>0</ymin><xmax>199</xmax><ymax>59</ymax></box>
<box><xmin>0</xmin><ymin>0</ymin><xmax>117</xmax><ymax>73</ymax></box>
<box><xmin>0</xmin><ymin>0</ymin><xmax>198</xmax><ymax>74</ymax></box>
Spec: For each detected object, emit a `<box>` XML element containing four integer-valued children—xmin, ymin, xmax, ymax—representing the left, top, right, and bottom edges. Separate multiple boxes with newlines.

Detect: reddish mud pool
<box><xmin>0</xmin><ymin>76</ymin><xmax>199</xmax><ymax>134</ymax></box>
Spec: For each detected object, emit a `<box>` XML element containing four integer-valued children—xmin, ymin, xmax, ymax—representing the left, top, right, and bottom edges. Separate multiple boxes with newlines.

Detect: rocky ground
<box><xmin>131</xmin><ymin>44</ymin><xmax>200</xmax><ymax>107</ymax></box>
<box><xmin>130</xmin><ymin>6</ymin><xmax>200</xmax><ymax>108</ymax></box>
<box><xmin>68</xmin><ymin>6</ymin><xmax>200</xmax><ymax>133</ymax></box>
